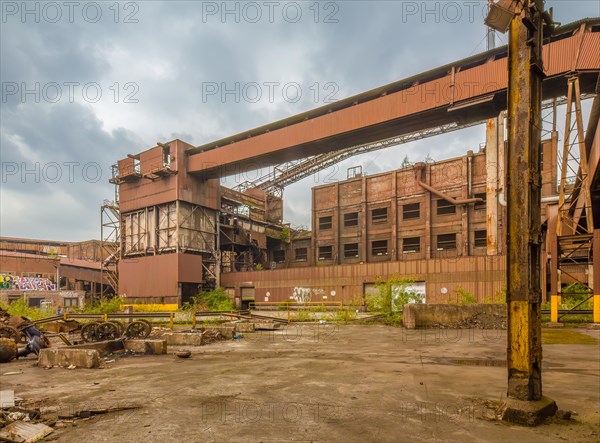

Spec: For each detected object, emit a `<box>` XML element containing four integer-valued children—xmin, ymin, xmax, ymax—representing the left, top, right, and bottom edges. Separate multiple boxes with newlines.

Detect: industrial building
<box><xmin>0</xmin><ymin>237</ymin><xmax>113</xmax><ymax>308</ymax></box>
<box><xmin>109</xmin><ymin>19</ymin><xmax>599</xmax><ymax>311</ymax></box>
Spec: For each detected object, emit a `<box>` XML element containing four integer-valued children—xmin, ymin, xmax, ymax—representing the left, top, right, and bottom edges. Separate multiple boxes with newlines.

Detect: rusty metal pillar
<box><xmin>502</xmin><ymin>0</ymin><xmax>557</xmax><ymax>424</ymax></box>
<box><xmin>594</xmin><ymin>230</ymin><xmax>600</xmax><ymax>324</ymax></box>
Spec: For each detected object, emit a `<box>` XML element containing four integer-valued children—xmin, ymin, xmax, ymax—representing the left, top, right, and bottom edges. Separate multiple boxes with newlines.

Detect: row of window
<box><xmin>273</xmin><ymin>230</ymin><xmax>488</xmax><ymax>262</ymax></box>
<box><xmin>318</xmin><ymin>194</ymin><xmax>486</xmax><ymax>229</ymax></box>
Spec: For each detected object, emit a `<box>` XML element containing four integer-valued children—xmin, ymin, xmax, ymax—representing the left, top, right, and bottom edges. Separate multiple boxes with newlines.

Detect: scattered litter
<box><xmin>57</xmin><ymin>405</ymin><xmax>142</xmax><ymax>419</ymax></box>
<box><xmin>104</xmin><ymin>359</ymin><xmax>115</xmax><ymax>364</ymax></box>
<box><xmin>175</xmin><ymin>350</ymin><xmax>191</xmax><ymax>359</ymax></box>
<box><xmin>0</xmin><ymin>421</ymin><xmax>53</xmax><ymax>443</ymax></box>
<box><xmin>67</xmin><ymin>365</ymin><xmax>76</xmax><ymax>370</ymax></box>
<box><xmin>2</xmin><ymin>371</ymin><xmax>23</xmax><ymax>376</ymax></box>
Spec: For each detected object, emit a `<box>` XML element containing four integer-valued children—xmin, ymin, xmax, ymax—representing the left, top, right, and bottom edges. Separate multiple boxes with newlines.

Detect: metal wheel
<box><xmin>124</xmin><ymin>321</ymin><xmax>151</xmax><ymax>339</ymax></box>
<box><xmin>0</xmin><ymin>326</ymin><xmax>21</xmax><ymax>344</ymax></box>
<box><xmin>96</xmin><ymin>322</ymin><xmax>119</xmax><ymax>341</ymax></box>
<box><xmin>81</xmin><ymin>322</ymin><xmax>100</xmax><ymax>343</ymax></box>
<box><xmin>108</xmin><ymin>320</ymin><xmax>125</xmax><ymax>336</ymax></box>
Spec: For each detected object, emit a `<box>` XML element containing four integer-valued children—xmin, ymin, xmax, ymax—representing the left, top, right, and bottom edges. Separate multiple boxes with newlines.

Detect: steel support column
<box><xmin>594</xmin><ymin>230</ymin><xmax>600</xmax><ymax>323</ymax></box>
<box><xmin>505</xmin><ymin>0</ymin><xmax>544</xmax><ymax>402</ymax></box>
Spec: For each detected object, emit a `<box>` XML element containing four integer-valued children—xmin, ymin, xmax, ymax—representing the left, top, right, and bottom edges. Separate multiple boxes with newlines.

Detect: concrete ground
<box><xmin>1</xmin><ymin>325</ymin><xmax>599</xmax><ymax>443</ymax></box>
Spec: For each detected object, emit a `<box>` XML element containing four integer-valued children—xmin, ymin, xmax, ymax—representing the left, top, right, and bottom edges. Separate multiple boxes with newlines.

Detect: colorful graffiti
<box><xmin>0</xmin><ymin>275</ymin><xmax>56</xmax><ymax>291</ymax></box>
<box><xmin>291</xmin><ymin>287</ymin><xmax>325</xmax><ymax>304</ymax></box>
<box><xmin>0</xmin><ymin>274</ymin><xmax>13</xmax><ymax>289</ymax></box>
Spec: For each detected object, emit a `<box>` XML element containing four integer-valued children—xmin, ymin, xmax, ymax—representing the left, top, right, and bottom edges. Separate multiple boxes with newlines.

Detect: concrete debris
<box><xmin>431</xmin><ymin>313</ymin><xmax>507</xmax><ymax>330</ymax></box>
<box><xmin>0</xmin><ymin>421</ymin><xmax>53</xmax><ymax>443</ymax></box>
<box><xmin>0</xmin><ymin>391</ymin><xmax>15</xmax><ymax>408</ymax></box>
<box><xmin>1</xmin><ymin>395</ymin><xmax>142</xmax><ymax>441</ymax></box>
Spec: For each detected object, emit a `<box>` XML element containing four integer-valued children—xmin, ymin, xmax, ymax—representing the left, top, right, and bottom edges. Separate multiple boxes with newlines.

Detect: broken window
<box><xmin>162</xmin><ymin>145</ymin><xmax>171</xmax><ymax>167</ymax></box>
<box><xmin>371</xmin><ymin>240</ymin><xmax>388</xmax><ymax>256</ymax></box>
<box><xmin>295</xmin><ymin>248</ymin><xmax>308</xmax><ymax>261</ymax></box>
<box><xmin>437</xmin><ymin>233</ymin><xmax>457</xmax><ymax>250</ymax></box>
<box><xmin>319</xmin><ymin>216</ymin><xmax>333</xmax><ymax>230</ymax></box>
<box><xmin>344</xmin><ymin>243</ymin><xmax>359</xmax><ymax>258</ymax></box>
<box><xmin>64</xmin><ymin>297</ymin><xmax>78</xmax><ymax>307</ymax></box>
<box><xmin>318</xmin><ymin>245</ymin><xmax>333</xmax><ymax>260</ymax></box>
<box><xmin>402</xmin><ymin>237</ymin><xmax>421</xmax><ymax>253</ymax></box>
<box><xmin>273</xmin><ymin>250</ymin><xmax>285</xmax><ymax>263</ymax></box>
<box><xmin>403</xmin><ymin>203</ymin><xmax>420</xmax><ymax>220</ymax></box>
<box><xmin>474</xmin><ymin>193</ymin><xmax>486</xmax><ymax>211</ymax></box>
<box><xmin>371</xmin><ymin>207</ymin><xmax>388</xmax><ymax>224</ymax></box>
<box><xmin>474</xmin><ymin>230</ymin><xmax>487</xmax><ymax>248</ymax></box>
<box><xmin>437</xmin><ymin>199</ymin><xmax>456</xmax><ymax>215</ymax></box>
<box><xmin>344</xmin><ymin>212</ymin><xmax>359</xmax><ymax>227</ymax></box>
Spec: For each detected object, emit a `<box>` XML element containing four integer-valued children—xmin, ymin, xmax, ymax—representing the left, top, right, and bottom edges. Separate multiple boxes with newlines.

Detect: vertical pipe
<box><xmin>486</xmin><ymin>118</ymin><xmax>499</xmax><ymax>255</ymax></box>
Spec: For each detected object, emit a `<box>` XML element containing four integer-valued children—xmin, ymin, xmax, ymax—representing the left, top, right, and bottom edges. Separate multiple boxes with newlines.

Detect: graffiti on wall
<box><xmin>0</xmin><ymin>275</ymin><xmax>13</xmax><ymax>289</ymax></box>
<box><xmin>291</xmin><ymin>287</ymin><xmax>325</xmax><ymax>304</ymax></box>
<box><xmin>0</xmin><ymin>275</ymin><xmax>56</xmax><ymax>291</ymax></box>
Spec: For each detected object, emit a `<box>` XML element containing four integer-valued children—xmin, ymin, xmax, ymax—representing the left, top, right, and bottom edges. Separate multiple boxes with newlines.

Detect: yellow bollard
<box><xmin>594</xmin><ymin>295</ymin><xmax>600</xmax><ymax>324</ymax></box>
<box><xmin>104</xmin><ymin>313</ymin><xmax>108</xmax><ymax>322</ymax></box>
<box><xmin>192</xmin><ymin>312</ymin><xmax>197</xmax><ymax>329</ymax></box>
<box><xmin>63</xmin><ymin>313</ymin><xmax>68</xmax><ymax>321</ymax></box>
<box><xmin>550</xmin><ymin>295</ymin><xmax>560</xmax><ymax>323</ymax></box>
<box><xmin>169</xmin><ymin>312</ymin><xmax>174</xmax><ymax>329</ymax></box>
<box><xmin>287</xmin><ymin>308</ymin><xmax>291</xmax><ymax>324</ymax></box>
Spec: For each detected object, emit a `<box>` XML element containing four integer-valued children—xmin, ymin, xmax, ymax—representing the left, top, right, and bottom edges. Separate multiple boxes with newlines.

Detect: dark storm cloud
<box><xmin>1</xmin><ymin>0</ymin><xmax>597</xmax><ymax>238</ymax></box>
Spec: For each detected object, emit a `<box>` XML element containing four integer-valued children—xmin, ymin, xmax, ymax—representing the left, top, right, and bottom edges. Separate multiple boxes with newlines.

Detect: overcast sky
<box><xmin>1</xmin><ymin>0</ymin><xmax>598</xmax><ymax>241</ymax></box>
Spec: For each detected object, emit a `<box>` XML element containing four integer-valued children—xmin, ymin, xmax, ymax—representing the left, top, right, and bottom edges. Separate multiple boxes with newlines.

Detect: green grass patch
<box><xmin>542</xmin><ymin>329</ymin><xmax>598</xmax><ymax>345</ymax></box>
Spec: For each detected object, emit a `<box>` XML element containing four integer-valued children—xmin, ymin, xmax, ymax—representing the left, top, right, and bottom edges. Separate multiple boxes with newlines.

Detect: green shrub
<box><xmin>2</xmin><ymin>298</ymin><xmax>47</xmax><ymax>320</ymax></box>
<box><xmin>366</xmin><ymin>275</ymin><xmax>420</xmax><ymax>315</ymax></box>
<box><xmin>455</xmin><ymin>287</ymin><xmax>477</xmax><ymax>304</ymax></box>
<box><xmin>187</xmin><ymin>288</ymin><xmax>235</xmax><ymax>312</ymax></box>
<box><xmin>296</xmin><ymin>309</ymin><xmax>311</xmax><ymax>322</ymax></box>
<box><xmin>83</xmin><ymin>296</ymin><xmax>124</xmax><ymax>314</ymax></box>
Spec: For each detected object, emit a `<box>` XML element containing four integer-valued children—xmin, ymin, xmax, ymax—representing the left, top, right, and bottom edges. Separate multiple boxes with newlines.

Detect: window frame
<box><xmin>371</xmin><ymin>207</ymin><xmax>388</xmax><ymax>224</ymax></box>
<box><xmin>343</xmin><ymin>212</ymin><xmax>359</xmax><ymax>227</ymax></box>
<box><xmin>343</xmin><ymin>243</ymin><xmax>359</xmax><ymax>258</ymax></box>
<box><xmin>318</xmin><ymin>216</ymin><xmax>333</xmax><ymax>230</ymax></box>
<box><xmin>371</xmin><ymin>240</ymin><xmax>389</xmax><ymax>256</ymax></box>
<box><xmin>273</xmin><ymin>249</ymin><xmax>286</xmax><ymax>263</ymax></box>
<box><xmin>318</xmin><ymin>245</ymin><xmax>333</xmax><ymax>260</ymax></box>
<box><xmin>402</xmin><ymin>203</ymin><xmax>420</xmax><ymax>220</ymax></box>
<box><xmin>294</xmin><ymin>247</ymin><xmax>308</xmax><ymax>262</ymax></box>
<box><xmin>437</xmin><ymin>233</ymin><xmax>457</xmax><ymax>250</ymax></box>
<box><xmin>436</xmin><ymin>199</ymin><xmax>456</xmax><ymax>215</ymax></box>
<box><xmin>474</xmin><ymin>230</ymin><xmax>487</xmax><ymax>248</ymax></box>
<box><xmin>402</xmin><ymin>237</ymin><xmax>421</xmax><ymax>253</ymax></box>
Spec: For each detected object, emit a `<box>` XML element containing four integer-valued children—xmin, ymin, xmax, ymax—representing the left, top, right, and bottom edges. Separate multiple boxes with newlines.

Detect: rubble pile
<box><xmin>0</xmin><ymin>391</ymin><xmax>141</xmax><ymax>442</ymax></box>
<box><xmin>199</xmin><ymin>329</ymin><xmax>228</xmax><ymax>344</ymax></box>
<box><xmin>431</xmin><ymin>312</ymin><xmax>507</xmax><ymax>329</ymax></box>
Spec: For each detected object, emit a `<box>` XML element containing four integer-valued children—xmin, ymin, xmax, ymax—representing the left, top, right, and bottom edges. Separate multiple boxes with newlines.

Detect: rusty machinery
<box><xmin>0</xmin><ymin>309</ymin><xmax>152</xmax><ymax>350</ymax></box>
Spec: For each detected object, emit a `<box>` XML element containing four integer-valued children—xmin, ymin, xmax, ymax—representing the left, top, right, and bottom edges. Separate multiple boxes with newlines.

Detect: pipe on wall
<box><xmin>414</xmin><ymin>163</ymin><xmax>484</xmax><ymax>205</ymax></box>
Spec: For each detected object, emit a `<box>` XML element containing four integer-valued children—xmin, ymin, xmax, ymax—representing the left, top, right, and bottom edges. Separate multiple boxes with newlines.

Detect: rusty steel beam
<box><xmin>504</xmin><ymin>0</ymin><xmax>546</xmax><ymax>410</ymax></box>
<box><xmin>185</xmin><ymin>20</ymin><xmax>599</xmax><ymax>178</ymax></box>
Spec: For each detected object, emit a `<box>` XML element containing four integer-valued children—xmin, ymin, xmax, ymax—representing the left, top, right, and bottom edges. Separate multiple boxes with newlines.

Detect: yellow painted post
<box><xmin>287</xmin><ymin>307</ymin><xmax>291</xmax><ymax>324</ymax></box>
<box><xmin>550</xmin><ymin>295</ymin><xmax>560</xmax><ymax>323</ymax></box>
<box><xmin>104</xmin><ymin>313</ymin><xmax>108</xmax><ymax>322</ymax></box>
<box><xmin>594</xmin><ymin>295</ymin><xmax>600</xmax><ymax>324</ymax></box>
<box><xmin>63</xmin><ymin>313</ymin><xmax>68</xmax><ymax>321</ymax></box>
<box><xmin>169</xmin><ymin>312</ymin><xmax>174</xmax><ymax>329</ymax></box>
<box><xmin>192</xmin><ymin>311</ymin><xmax>197</xmax><ymax>329</ymax></box>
